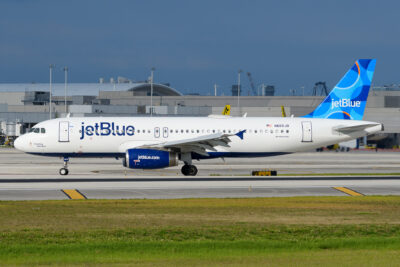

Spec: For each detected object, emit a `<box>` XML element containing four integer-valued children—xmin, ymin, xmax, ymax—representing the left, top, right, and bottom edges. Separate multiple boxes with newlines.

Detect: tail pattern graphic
<box><xmin>303</xmin><ymin>59</ymin><xmax>376</xmax><ymax>120</ymax></box>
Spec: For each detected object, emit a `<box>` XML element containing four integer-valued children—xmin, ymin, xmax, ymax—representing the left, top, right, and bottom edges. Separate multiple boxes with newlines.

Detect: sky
<box><xmin>0</xmin><ymin>0</ymin><xmax>399</xmax><ymax>96</ymax></box>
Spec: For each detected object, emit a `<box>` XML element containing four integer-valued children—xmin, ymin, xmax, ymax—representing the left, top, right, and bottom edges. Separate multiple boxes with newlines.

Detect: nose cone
<box><xmin>14</xmin><ymin>136</ymin><xmax>25</xmax><ymax>151</ymax></box>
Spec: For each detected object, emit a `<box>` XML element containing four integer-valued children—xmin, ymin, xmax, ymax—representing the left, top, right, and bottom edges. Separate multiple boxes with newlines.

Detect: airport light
<box><xmin>49</xmin><ymin>64</ymin><xmax>54</xmax><ymax>119</ymax></box>
<box><xmin>237</xmin><ymin>69</ymin><xmax>242</xmax><ymax>115</ymax></box>
<box><xmin>63</xmin><ymin>67</ymin><xmax>68</xmax><ymax>113</ymax></box>
<box><xmin>150</xmin><ymin>67</ymin><xmax>155</xmax><ymax>117</ymax></box>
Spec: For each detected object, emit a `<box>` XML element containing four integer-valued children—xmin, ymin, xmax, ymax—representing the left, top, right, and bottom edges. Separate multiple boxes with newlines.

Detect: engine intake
<box><xmin>124</xmin><ymin>149</ymin><xmax>178</xmax><ymax>169</ymax></box>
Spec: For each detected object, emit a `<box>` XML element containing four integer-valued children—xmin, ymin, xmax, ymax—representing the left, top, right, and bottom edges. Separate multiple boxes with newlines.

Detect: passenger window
<box><xmin>212</xmin><ymin>130</ymin><xmax>215</xmax><ymax>133</ymax></box>
<box><xmin>170</xmin><ymin>129</ymin><xmax>173</xmax><ymax>133</ymax></box>
<box><xmin>41</xmin><ymin>128</ymin><xmax>46</xmax><ymax>133</ymax></box>
<box><xmin>254</xmin><ymin>130</ymin><xmax>257</xmax><ymax>133</ymax></box>
<box><xmin>196</xmin><ymin>130</ymin><xmax>199</xmax><ymax>133</ymax></box>
<box><xmin>186</xmin><ymin>129</ymin><xmax>189</xmax><ymax>133</ymax></box>
<box><xmin>181</xmin><ymin>130</ymin><xmax>184</xmax><ymax>133</ymax></box>
<box><xmin>138</xmin><ymin>130</ymin><xmax>140</xmax><ymax>133</ymax></box>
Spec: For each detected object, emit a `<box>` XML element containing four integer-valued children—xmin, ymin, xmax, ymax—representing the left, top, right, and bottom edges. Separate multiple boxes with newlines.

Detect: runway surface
<box><xmin>0</xmin><ymin>176</ymin><xmax>400</xmax><ymax>200</ymax></box>
<box><xmin>1</xmin><ymin>148</ymin><xmax>400</xmax><ymax>200</ymax></box>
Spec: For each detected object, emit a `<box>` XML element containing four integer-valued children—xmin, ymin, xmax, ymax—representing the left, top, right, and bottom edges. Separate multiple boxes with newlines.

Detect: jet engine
<box><xmin>123</xmin><ymin>148</ymin><xmax>178</xmax><ymax>169</ymax></box>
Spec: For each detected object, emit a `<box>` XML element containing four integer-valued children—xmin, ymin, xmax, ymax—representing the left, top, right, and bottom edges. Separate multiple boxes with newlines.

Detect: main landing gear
<box><xmin>59</xmin><ymin>157</ymin><xmax>69</xmax><ymax>175</ymax></box>
<box><xmin>180</xmin><ymin>152</ymin><xmax>198</xmax><ymax>176</ymax></box>
<box><xmin>181</xmin><ymin>164</ymin><xmax>198</xmax><ymax>176</ymax></box>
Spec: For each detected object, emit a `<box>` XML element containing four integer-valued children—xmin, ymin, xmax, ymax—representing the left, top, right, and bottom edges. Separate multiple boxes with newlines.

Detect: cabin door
<box><xmin>59</xmin><ymin>121</ymin><xmax>70</xmax><ymax>142</ymax></box>
<box><xmin>301</xmin><ymin>121</ymin><xmax>312</xmax><ymax>142</ymax></box>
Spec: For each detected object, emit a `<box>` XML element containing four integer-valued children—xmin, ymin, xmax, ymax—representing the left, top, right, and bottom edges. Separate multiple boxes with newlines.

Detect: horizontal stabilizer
<box><xmin>334</xmin><ymin>123</ymin><xmax>381</xmax><ymax>134</ymax></box>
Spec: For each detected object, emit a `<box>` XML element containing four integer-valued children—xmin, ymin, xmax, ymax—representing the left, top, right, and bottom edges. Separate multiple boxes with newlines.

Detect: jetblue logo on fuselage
<box><xmin>80</xmin><ymin>122</ymin><xmax>135</xmax><ymax>140</ymax></box>
<box><xmin>331</xmin><ymin>99</ymin><xmax>361</xmax><ymax>109</ymax></box>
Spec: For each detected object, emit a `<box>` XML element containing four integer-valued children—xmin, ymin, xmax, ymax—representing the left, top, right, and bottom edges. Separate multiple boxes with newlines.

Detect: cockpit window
<box><xmin>29</xmin><ymin>128</ymin><xmax>45</xmax><ymax>134</ymax></box>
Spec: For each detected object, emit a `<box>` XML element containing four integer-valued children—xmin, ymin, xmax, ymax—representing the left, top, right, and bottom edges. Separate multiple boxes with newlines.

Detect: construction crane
<box><xmin>312</xmin><ymin>82</ymin><xmax>329</xmax><ymax>96</ymax></box>
<box><xmin>246</xmin><ymin>72</ymin><xmax>257</xmax><ymax>96</ymax></box>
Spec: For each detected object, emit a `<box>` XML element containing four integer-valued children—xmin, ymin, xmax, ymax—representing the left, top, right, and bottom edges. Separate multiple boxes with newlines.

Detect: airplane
<box><xmin>14</xmin><ymin>59</ymin><xmax>382</xmax><ymax>176</ymax></box>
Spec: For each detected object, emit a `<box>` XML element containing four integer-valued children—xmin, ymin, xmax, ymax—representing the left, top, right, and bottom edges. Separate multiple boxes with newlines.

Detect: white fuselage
<box><xmin>14</xmin><ymin>116</ymin><xmax>382</xmax><ymax>159</ymax></box>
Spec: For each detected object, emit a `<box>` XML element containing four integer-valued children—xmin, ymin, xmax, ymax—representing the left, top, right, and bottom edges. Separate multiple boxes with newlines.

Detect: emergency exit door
<box><xmin>301</xmin><ymin>121</ymin><xmax>312</xmax><ymax>142</ymax></box>
<box><xmin>163</xmin><ymin>127</ymin><xmax>169</xmax><ymax>138</ymax></box>
<box><xmin>154</xmin><ymin>127</ymin><xmax>160</xmax><ymax>138</ymax></box>
<box><xmin>59</xmin><ymin>121</ymin><xmax>70</xmax><ymax>142</ymax></box>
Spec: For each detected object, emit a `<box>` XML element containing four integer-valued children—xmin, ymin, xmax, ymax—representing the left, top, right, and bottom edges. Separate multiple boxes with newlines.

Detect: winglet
<box><xmin>235</xmin><ymin>130</ymin><xmax>246</xmax><ymax>140</ymax></box>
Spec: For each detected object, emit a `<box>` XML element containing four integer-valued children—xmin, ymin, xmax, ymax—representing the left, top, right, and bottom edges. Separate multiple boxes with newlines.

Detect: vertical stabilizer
<box><xmin>303</xmin><ymin>59</ymin><xmax>376</xmax><ymax>120</ymax></box>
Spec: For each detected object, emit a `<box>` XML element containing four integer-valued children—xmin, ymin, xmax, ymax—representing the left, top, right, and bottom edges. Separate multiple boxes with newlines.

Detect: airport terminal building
<box><xmin>0</xmin><ymin>82</ymin><xmax>399</xmax><ymax>148</ymax></box>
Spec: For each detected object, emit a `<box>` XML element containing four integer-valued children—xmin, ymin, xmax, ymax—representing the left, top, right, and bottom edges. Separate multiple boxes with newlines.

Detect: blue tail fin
<box><xmin>303</xmin><ymin>59</ymin><xmax>376</xmax><ymax>120</ymax></box>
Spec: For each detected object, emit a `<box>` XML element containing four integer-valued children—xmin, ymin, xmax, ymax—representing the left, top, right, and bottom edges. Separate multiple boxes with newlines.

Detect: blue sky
<box><xmin>0</xmin><ymin>0</ymin><xmax>399</xmax><ymax>95</ymax></box>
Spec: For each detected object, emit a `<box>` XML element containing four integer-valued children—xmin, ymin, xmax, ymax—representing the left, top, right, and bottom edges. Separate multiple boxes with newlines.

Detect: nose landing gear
<box><xmin>59</xmin><ymin>157</ymin><xmax>69</xmax><ymax>175</ymax></box>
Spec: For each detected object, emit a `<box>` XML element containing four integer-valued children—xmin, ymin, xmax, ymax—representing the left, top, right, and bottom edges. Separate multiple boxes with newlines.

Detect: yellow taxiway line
<box><xmin>62</xmin><ymin>189</ymin><xmax>87</xmax><ymax>199</ymax></box>
<box><xmin>333</xmin><ymin>187</ymin><xmax>364</xmax><ymax>196</ymax></box>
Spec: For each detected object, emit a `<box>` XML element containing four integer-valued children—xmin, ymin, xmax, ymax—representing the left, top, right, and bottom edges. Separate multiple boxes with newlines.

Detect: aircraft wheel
<box><xmin>189</xmin><ymin>165</ymin><xmax>198</xmax><ymax>176</ymax></box>
<box><xmin>181</xmin><ymin>165</ymin><xmax>190</xmax><ymax>176</ymax></box>
<box><xmin>181</xmin><ymin>165</ymin><xmax>198</xmax><ymax>176</ymax></box>
<box><xmin>59</xmin><ymin>168</ymin><xmax>69</xmax><ymax>175</ymax></box>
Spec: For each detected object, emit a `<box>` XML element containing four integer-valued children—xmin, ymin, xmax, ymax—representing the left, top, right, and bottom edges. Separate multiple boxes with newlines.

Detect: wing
<box><xmin>141</xmin><ymin>130</ymin><xmax>246</xmax><ymax>156</ymax></box>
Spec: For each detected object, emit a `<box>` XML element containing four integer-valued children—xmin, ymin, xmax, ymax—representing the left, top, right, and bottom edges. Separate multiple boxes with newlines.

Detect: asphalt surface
<box><xmin>0</xmin><ymin>176</ymin><xmax>399</xmax><ymax>200</ymax></box>
<box><xmin>1</xmin><ymin>148</ymin><xmax>400</xmax><ymax>200</ymax></box>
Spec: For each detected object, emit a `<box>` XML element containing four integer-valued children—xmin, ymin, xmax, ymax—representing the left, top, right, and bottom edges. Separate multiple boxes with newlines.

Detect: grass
<box><xmin>1</xmin><ymin>197</ymin><xmax>400</xmax><ymax>266</ymax></box>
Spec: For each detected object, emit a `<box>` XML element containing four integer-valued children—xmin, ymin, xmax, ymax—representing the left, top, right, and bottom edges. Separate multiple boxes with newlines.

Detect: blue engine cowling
<box><xmin>123</xmin><ymin>149</ymin><xmax>178</xmax><ymax>169</ymax></box>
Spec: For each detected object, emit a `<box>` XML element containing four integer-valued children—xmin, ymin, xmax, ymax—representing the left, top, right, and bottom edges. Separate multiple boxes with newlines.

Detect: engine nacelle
<box><xmin>123</xmin><ymin>149</ymin><xmax>178</xmax><ymax>169</ymax></box>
